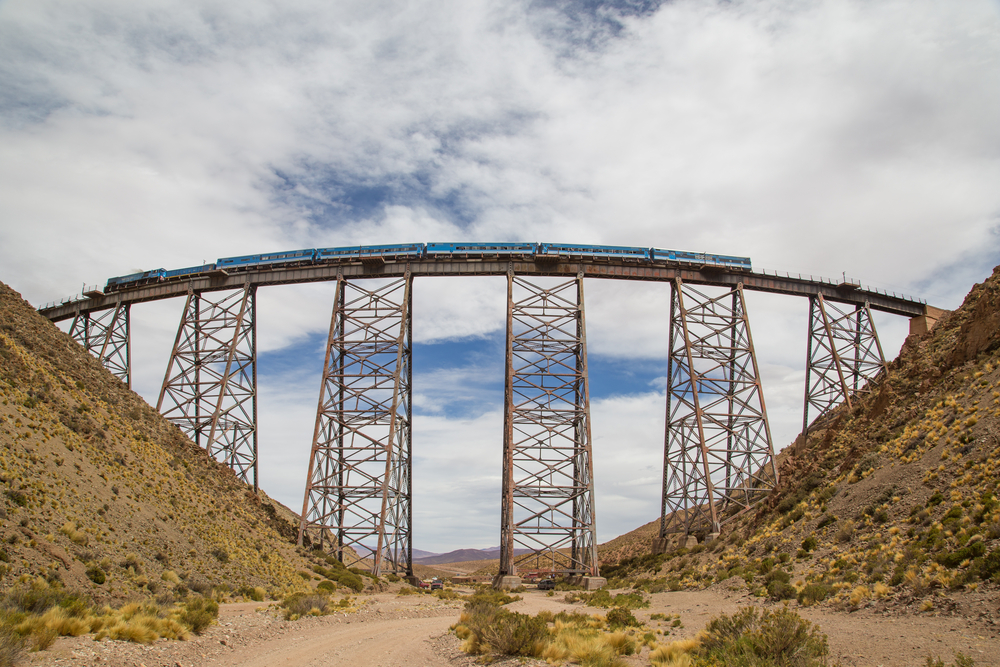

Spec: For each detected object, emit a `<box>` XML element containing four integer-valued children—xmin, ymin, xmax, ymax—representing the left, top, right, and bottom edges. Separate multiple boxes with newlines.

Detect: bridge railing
<box><xmin>752</xmin><ymin>268</ymin><xmax>927</xmax><ymax>305</ymax></box>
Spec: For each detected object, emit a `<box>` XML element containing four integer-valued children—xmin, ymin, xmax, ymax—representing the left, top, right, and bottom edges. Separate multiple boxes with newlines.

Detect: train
<box><xmin>103</xmin><ymin>242</ymin><xmax>751</xmax><ymax>292</ymax></box>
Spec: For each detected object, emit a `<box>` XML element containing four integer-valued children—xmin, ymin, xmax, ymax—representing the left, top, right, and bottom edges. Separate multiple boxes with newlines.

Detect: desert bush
<box><xmin>210</xmin><ymin>547</ymin><xmax>229</xmax><ymax>563</ymax></box>
<box><xmin>835</xmin><ymin>520</ymin><xmax>855</xmax><ymax>543</ymax></box>
<box><xmin>797</xmin><ymin>583</ymin><xmax>832</xmax><ymax>606</ymax></box>
<box><xmin>936</xmin><ymin>541</ymin><xmax>986</xmax><ymax>568</ymax></box>
<box><xmin>4</xmin><ymin>490</ymin><xmax>27</xmax><ymax>507</ymax></box>
<box><xmin>177</xmin><ymin>597</ymin><xmax>218</xmax><ymax>635</ymax></box>
<box><xmin>281</xmin><ymin>593</ymin><xmax>330</xmax><ymax>620</ymax></box>
<box><xmin>575</xmin><ymin>589</ymin><xmax>648</xmax><ymax>609</ymax></box>
<box><xmin>161</xmin><ymin>570</ymin><xmax>181</xmax><ymax>585</ymax></box>
<box><xmin>85</xmin><ymin>565</ymin><xmax>106</xmax><ymax>585</ymax></box>
<box><xmin>478</xmin><ymin>610</ymin><xmax>548</xmax><ymax>657</ymax></box>
<box><xmin>970</xmin><ymin>549</ymin><xmax>1000</xmax><ymax>583</ymax></box>
<box><xmin>464</xmin><ymin>588</ymin><xmax>521</xmax><ymax>607</ymax></box>
<box><xmin>605</xmin><ymin>606</ymin><xmax>640</xmax><ymax>629</ymax></box>
<box><xmin>698</xmin><ymin>606</ymin><xmax>828</xmax><ymax>667</ymax></box>
<box><xmin>765</xmin><ymin>570</ymin><xmax>796</xmax><ymax>601</ymax></box>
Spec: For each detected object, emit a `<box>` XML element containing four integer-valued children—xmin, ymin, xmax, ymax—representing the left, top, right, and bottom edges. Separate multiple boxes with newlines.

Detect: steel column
<box><xmin>157</xmin><ymin>284</ymin><xmax>258</xmax><ymax>489</ymax></box>
<box><xmin>69</xmin><ymin>302</ymin><xmax>131</xmax><ymax>388</ymax></box>
<box><xmin>661</xmin><ymin>280</ymin><xmax>777</xmax><ymax>538</ymax></box>
<box><xmin>802</xmin><ymin>295</ymin><xmax>887</xmax><ymax>443</ymax></box>
<box><xmin>499</xmin><ymin>271</ymin><xmax>599</xmax><ymax>577</ymax></box>
<box><xmin>298</xmin><ymin>272</ymin><xmax>412</xmax><ymax>577</ymax></box>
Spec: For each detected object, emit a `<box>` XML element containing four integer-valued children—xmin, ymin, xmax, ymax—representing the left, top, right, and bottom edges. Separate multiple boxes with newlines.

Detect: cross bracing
<box><xmin>69</xmin><ymin>303</ymin><xmax>131</xmax><ymax>388</ymax></box>
<box><xmin>661</xmin><ymin>280</ymin><xmax>778</xmax><ymax>538</ymax></box>
<box><xmin>156</xmin><ymin>284</ymin><xmax>258</xmax><ymax>489</ymax></box>
<box><xmin>298</xmin><ymin>274</ymin><xmax>412</xmax><ymax>577</ymax></box>
<box><xmin>802</xmin><ymin>294</ymin><xmax>887</xmax><ymax>443</ymax></box>
<box><xmin>500</xmin><ymin>272</ymin><xmax>598</xmax><ymax>577</ymax></box>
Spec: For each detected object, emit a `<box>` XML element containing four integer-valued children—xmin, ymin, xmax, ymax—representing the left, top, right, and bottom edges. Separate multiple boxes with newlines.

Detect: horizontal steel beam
<box><xmin>40</xmin><ymin>257</ymin><xmax>929</xmax><ymax>322</ymax></box>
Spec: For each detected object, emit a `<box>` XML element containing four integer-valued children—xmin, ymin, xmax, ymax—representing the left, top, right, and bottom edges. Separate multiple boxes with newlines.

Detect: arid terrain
<box><xmin>2</xmin><ymin>264</ymin><xmax>1000</xmax><ymax>667</ymax></box>
<box><xmin>28</xmin><ymin>583</ymin><xmax>998</xmax><ymax>667</ymax></box>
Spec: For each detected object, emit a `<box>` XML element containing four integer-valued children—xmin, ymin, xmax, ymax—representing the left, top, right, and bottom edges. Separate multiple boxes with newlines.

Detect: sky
<box><xmin>2</xmin><ymin>0</ymin><xmax>999</xmax><ymax>554</ymax></box>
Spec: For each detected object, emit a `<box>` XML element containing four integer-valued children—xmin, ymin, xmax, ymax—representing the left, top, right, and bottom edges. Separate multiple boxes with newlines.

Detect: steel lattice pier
<box><xmin>298</xmin><ymin>274</ymin><xmax>412</xmax><ymax>577</ymax></box>
<box><xmin>157</xmin><ymin>284</ymin><xmax>258</xmax><ymax>489</ymax></box>
<box><xmin>499</xmin><ymin>270</ymin><xmax>598</xmax><ymax>578</ymax></box>
<box><xmin>802</xmin><ymin>294</ymin><xmax>887</xmax><ymax>443</ymax></box>
<box><xmin>69</xmin><ymin>303</ymin><xmax>131</xmax><ymax>388</ymax></box>
<box><xmin>660</xmin><ymin>280</ymin><xmax>778</xmax><ymax>540</ymax></box>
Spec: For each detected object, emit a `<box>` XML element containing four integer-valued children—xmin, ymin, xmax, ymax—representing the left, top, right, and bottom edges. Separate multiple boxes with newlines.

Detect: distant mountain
<box><xmin>412</xmin><ymin>546</ymin><xmax>534</xmax><ymax>565</ymax></box>
<box><xmin>413</xmin><ymin>548</ymin><xmax>495</xmax><ymax>565</ymax></box>
<box><xmin>411</xmin><ymin>548</ymin><xmax>440</xmax><ymax>559</ymax></box>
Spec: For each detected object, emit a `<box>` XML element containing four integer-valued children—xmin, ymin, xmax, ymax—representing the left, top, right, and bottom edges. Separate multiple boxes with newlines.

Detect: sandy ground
<box><xmin>28</xmin><ymin>584</ymin><xmax>1000</xmax><ymax>667</ymax></box>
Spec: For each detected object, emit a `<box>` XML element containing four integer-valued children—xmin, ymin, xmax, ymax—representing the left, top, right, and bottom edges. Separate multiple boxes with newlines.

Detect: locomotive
<box><xmin>104</xmin><ymin>242</ymin><xmax>751</xmax><ymax>292</ymax></box>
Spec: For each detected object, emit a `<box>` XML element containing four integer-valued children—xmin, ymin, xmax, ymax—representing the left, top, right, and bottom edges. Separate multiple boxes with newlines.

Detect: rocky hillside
<box><xmin>602</xmin><ymin>266</ymin><xmax>1000</xmax><ymax>615</ymax></box>
<box><xmin>0</xmin><ymin>280</ymin><xmax>317</xmax><ymax>603</ymax></box>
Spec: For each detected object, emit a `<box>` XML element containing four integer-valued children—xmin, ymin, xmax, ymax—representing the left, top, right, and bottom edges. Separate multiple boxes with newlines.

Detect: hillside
<box><xmin>601</xmin><ymin>266</ymin><xmax>1000</xmax><ymax>614</ymax></box>
<box><xmin>0</xmin><ymin>280</ymin><xmax>319</xmax><ymax>603</ymax></box>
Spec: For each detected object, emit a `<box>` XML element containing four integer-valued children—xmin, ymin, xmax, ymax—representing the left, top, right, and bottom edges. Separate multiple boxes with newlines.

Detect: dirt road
<box><xmin>31</xmin><ymin>584</ymin><xmax>1000</xmax><ymax>667</ymax></box>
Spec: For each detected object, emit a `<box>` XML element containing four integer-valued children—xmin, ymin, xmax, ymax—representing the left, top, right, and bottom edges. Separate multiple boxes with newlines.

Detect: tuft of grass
<box><xmin>58</xmin><ymin>522</ymin><xmax>88</xmax><ymax>546</ymax></box>
<box><xmin>0</xmin><ymin>623</ymin><xmax>26</xmax><ymax>667</ymax></box>
<box><xmin>650</xmin><ymin>639</ymin><xmax>699</xmax><ymax>667</ymax></box>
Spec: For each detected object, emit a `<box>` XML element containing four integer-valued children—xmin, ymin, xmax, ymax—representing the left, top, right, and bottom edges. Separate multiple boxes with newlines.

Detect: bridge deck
<box><xmin>39</xmin><ymin>257</ymin><xmax>928</xmax><ymax>322</ymax></box>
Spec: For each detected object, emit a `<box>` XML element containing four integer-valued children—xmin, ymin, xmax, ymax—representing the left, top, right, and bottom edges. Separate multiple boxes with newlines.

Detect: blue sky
<box><xmin>2</xmin><ymin>0</ymin><xmax>1000</xmax><ymax>551</ymax></box>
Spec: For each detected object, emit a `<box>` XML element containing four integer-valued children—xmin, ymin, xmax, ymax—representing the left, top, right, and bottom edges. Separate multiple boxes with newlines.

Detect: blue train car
<box><xmin>162</xmin><ymin>264</ymin><xmax>217</xmax><ymax>280</ymax></box>
<box><xmin>357</xmin><ymin>243</ymin><xmax>424</xmax><ymax>258</ymax></box>
<box><xmin>651</xmin><ymin>247</ymin><xmax>751</xmax><ymax>270</ymax></box>
<box><xmin>710</xmin><ymin>253</ymin><xmax>752</xmax><ymax>270</ymax></box>
<box><xmin>105</xmin><ymin>268</ymin><xmax>166</xmax><ymax>291</ymax></box>
<box><xmin>217</xmin><ymin>249</ymin><xmax>316</xmax><ymax>269</ymax></box>
<box><xmin>536</xmin><ymin>243</ymin><xmax>649</xmax><ymax>260</ymax></box>
<box><xmin>316</xmin><ymin>243</ymin><xmax>424</xmax><ymax>261</ymax></box>
<box><xmin>314</xmin><ymin>245</ymin><xmax>363</xmax><ymax>261</ymax></box>
<box><xmin>426</xmin><ymin>242</ymin><xmax>536</xmax><ymax>256</ymax></box>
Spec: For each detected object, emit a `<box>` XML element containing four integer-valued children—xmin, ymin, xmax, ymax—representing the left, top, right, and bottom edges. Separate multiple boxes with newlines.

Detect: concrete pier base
<box><xmin>492</xmin><ymin>575</ymin><xmax>522</xmax><ymax>590</ymax></box>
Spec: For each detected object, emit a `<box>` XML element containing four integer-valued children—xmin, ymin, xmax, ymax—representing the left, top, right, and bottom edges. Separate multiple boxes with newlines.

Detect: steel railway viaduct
<box><xmin>39</xmin><ymin>247</ymin><xmax>940</xmax><ymax>588</ymax></box>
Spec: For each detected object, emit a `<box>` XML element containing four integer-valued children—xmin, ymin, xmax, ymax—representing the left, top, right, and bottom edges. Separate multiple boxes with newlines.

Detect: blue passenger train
<box><xmin>103</xmin><ymin>243</ymin><xmax>751</xmax><ymax>292</ymax></box>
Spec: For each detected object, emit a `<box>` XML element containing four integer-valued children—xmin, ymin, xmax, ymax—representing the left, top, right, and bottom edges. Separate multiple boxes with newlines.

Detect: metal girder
<box><xmin>802</xmin><ymin>294</ymin><xmax>887</xmax><ymax>441</ymax></box>
<box><xmin>298</xmin><ymin>273</ymin><xmax>412</xmax><ymax>577</ymax></box>
<box><xmin>69</xmin><ymin>303</ymin><xmax>131</xmax><ymax>388</ymax></box>
<box><xmin>500</xmin><ymin>269</ymin><xmax>599</xmax><ymax>577</ymax></box>
<box><xmin>157</xmin><ymin>284</ymin><xmax>258</xmax><ymax>489</ymax></box>
<box><xmin>661</xmin><ymin>280</ymin><xmax>778</xmax><ymax>538</ymax></box>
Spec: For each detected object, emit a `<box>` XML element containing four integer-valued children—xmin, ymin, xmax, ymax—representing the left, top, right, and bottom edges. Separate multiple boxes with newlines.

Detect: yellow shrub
<box><xmin>849</xmin><ymin>586</ymin><xmax>870</xmax><ymax>607</ymax></box>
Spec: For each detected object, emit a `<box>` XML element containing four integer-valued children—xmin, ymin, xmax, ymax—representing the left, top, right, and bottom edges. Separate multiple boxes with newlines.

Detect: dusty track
<box><xmin>31</xmin><ymin>584</ymin><xmax>1000</xmax><ymax>667</ymax></box>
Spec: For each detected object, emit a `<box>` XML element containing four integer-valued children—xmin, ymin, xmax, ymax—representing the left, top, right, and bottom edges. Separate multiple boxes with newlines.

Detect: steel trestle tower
<box><xmin>499</xmin><ymin>269</ymin><xmax>599</xmax><ymax>579</ymax></box>
<box><xmin>801</xmin><ymin>294</ymin><xmax>887</xmax><ymax>444</ymax></box>
<box><xmin>157</xmin><ymin>283</ymin><xmax>258</xmax><ymax>489</ymax></box>
<box><xmin>660</xmin><ymin>280</ymin><xmax>777</xmax><ymax>540</ymax></box>
<box><xmin>298</xmin><ymin>272</ymin><xmax>413</xmax><ymax>578</ymax></box>
<box><xmin>69</xmin><ymin>302</ymin><xmax>131</xmax><ymax>388</ymax></box>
